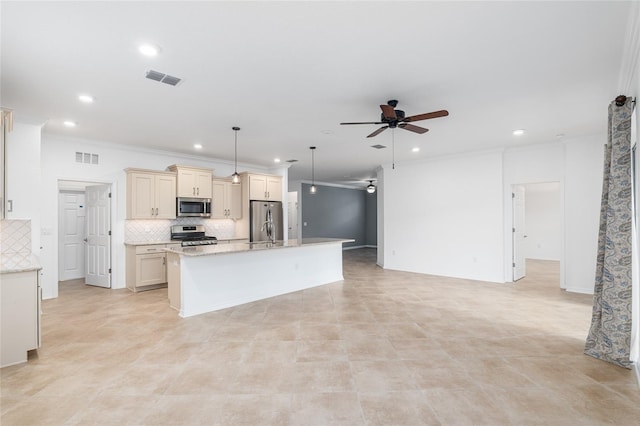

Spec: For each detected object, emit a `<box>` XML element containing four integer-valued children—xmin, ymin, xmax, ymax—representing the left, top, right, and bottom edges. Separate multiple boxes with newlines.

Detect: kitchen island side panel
<box><xmin>177</xmin><ymin>243</ymin><xmax>343</xmax><ymax>317</ymax></box>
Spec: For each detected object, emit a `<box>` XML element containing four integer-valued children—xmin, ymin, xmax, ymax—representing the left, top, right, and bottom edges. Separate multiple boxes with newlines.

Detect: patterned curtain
<box><xmin>584</xmin><ymin>97</ymin><xmax>634</xmax><ymax>369</ymax></box>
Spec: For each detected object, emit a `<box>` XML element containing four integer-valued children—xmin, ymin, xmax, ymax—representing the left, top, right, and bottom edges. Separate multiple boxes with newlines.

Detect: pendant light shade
<box><xmin>309</xmin><ymin>146</ymin><xmax>317</xmax><ymax>195</ymax></box>
<box><xmin>366</xmin><ymin>180</ymin><xmax>376</xmax><ymax>194</ymax></box>
<box><xmin>231</xmin><ymin>126</ymin><xmax>241</xmax><ymax>184</ymax></box>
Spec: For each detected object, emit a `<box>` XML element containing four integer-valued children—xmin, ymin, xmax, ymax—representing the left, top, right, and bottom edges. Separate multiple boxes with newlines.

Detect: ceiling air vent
<box><xmin>145</xmin><ymin>70</ymin><xmax>182</xmax><ymax>86</ymax></box>
<box><xmin>370</xmin><ymin>144</ymin><xmax>387</xmax><ymax>149</ymax></box>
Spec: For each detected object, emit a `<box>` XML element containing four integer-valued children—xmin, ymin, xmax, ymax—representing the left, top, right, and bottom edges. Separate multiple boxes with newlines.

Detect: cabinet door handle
<box><xmin>162</xmin><ymin>257</ymin><xmax>166</xmax><ymax>265</ymax></box>
<box><xmin>197</xmin><ymin>187</ymin><xmax>199</xmax><ymax>196</ymax></box>
<box><xmin>193</xmin><ymin>187</ymin><xmax>196</xmax><ymax>195</ymax></box>
<box><xmin>151</xmin><ymin>208</ymin><xmax>154</xmax><ymax>216</ymax></box>
<box><xmin>155</xmin><ymin>208</ymin><xmax>159</xmax><ymax>216</ymax></box>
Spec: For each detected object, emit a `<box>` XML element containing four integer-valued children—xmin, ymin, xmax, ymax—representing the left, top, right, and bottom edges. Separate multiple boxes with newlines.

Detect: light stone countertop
<box><xmin>0</xmin><ymin>254</ymin><xmax>42</xmax><ymax>274</ymax></box>
<box><xmin>124</xmin><ymin>237</ymin><xmax>249</xmax><ymax>247</ymax></box>
<box><xmin>164</xmin><ymin>238</ymin><xmax>354</xmax><ymax>257</ymax></box>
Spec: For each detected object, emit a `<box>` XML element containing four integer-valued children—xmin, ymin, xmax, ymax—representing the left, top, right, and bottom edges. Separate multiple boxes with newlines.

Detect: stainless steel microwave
<box><xmin>177</xmin><ymin>197</ymin><xmax>211</xmax><ymax>217</ymax></box>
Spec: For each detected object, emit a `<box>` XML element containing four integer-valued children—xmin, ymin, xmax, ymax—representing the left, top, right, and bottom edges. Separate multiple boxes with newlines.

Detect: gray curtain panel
<box><xmin>584</xmin><ymin>97</ymin><xmax>634</xmax><ymax>369</ymax></box>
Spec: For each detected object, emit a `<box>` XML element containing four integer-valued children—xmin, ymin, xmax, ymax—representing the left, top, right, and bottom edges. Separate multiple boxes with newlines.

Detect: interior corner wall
<box><xmin>300</xmin><ymin>183</ymin><xmax>365</xmax><ymax>248</ymax></box>
<box><xmin>5</xmin><ymin>122</ymin><xmax>42</xmax><ymax>258</ymax></box>
<box><xmin>382</xmin><ymin>151</ymin><xmax>505</xmax><ymax>282</ymax></box>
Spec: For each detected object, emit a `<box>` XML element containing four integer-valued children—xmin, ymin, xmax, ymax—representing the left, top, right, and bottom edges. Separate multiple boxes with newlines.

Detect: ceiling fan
<box><xmin>340</xmin><ymin>100</ymin><xmax>449</xmax><ymax>138</ymax></box>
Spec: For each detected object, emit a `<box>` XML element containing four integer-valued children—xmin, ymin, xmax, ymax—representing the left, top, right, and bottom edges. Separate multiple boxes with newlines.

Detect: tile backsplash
<box><xmin>125</xmin><ymin>218</ymin><xmax>237</xmax><ymax>242</ymax></box>
<box><xmin>1</xmin><ymin>219</ymin><xmax>34</xmax><ymax>270</ymax></box>
<box><xmin>0</xmin><ymin>219</ymin><xmax>32</xmax><ymax>254</ymax></box>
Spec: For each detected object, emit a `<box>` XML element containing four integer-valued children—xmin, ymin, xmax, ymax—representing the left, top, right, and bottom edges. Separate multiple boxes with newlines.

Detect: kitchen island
<box><xmin>165</xmin><ymin>238</ymin><xmax>353</xmax><ymax>318</ymax></box>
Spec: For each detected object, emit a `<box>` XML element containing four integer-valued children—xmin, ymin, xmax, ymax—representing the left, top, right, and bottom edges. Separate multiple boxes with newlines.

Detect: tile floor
<box><xmin>1</xmin><ymin>248</ymin><xmax>638</xmax><ymax>425</ymax></box>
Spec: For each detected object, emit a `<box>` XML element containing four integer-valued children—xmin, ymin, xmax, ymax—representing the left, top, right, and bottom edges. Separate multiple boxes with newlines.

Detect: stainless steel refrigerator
<box><xmin>250</xmin><ymin>200</ymin><xmax>283</xmax><ymax>242</ymax></box>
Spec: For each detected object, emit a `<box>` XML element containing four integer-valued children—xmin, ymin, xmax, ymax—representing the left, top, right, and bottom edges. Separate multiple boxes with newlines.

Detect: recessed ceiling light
<box><xmin>193</xmin><ymin>144</ymin><xmax>203</xmax><ymax>149</ymax></box>
<box><xmin>556</xmin><ymin>133</ymin><xmax>565</xmax><ymax>139</ymax></box>
<box><xmin>78</xmin><ymin>94</ymin><xmax>94</xmax><ymax>103</ymax></box>
<box><xmin>63</xmin><ymin>120</ymin><xmax>77</xmax><ymax>127</ymax></box>
<box><xmin>512</xmin><ymin>129</ymin><xmax>525</xmax><ymax>136</ymax></box>
<box><xmin>139</xmin><ymin>43</ymin><xmax>160</xmax><ymax>57</ymax></box>
<box><xmin>412</xmin><ymin>147</ymin><xmax>420</xmax><ymax>153</ymax></box>
<box><xmin>274</xmin><ymin>158</ymin><xmax>281</xmax><ymax>163</ymax></box>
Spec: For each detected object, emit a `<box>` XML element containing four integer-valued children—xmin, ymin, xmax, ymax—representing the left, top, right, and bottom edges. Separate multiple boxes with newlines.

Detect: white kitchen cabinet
<box><xmin>126</xmin><ymin>243</ymin><xmax>180</xmax><ymax>292</ymax></box>
<box><xmin>212</xmin><ymin>179</ymin><xmax>242</xmax><ymax>219</ymax></box>
<box><xmin>168</xmin><ymin>165</ymin><xmax>212</xmax><ymax>199</ymax></box>
<box><xmin>126</xmin><ymin>169</ymin><xmax>176</xmax><ymax>219</ymax></box>
<box><xmin>1</xmin><ymin>269</ymin><xmax>40</xmax><ymax>367</ymax></box>
<box><xmin>248</xmin><ymin>174</ymin><xmax>282</xmax><ymax>201</ymax></box>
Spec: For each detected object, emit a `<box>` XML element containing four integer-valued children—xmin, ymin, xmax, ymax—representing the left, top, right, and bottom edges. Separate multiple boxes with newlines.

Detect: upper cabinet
<box><xmin>168</xmin><ymin>165</ymin><xmax>213</xmax><ymax>199</ymax></box>
<box><xmin>126</xmin><ymin>169</ymin><xmax>176</xmax><ymax>219</ymax></box>
<box><xmin>211</xmin><ymin>179</ymin><xmax>242</xmax><ymax>219</ymax></box>
<box><xmin>247</xmin><ymin>174</ymin><xmax>282</xmax><ymax>201</ymax></box>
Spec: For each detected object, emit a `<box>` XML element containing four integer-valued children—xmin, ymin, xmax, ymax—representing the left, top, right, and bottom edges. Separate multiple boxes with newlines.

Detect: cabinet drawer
<box><xmin>135</xmin><ymin>245</ymin><xmax>166</xmax><ymax>254</ymax></box>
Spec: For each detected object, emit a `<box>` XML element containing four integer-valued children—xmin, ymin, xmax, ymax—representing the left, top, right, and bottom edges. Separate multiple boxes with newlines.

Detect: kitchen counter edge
<box><xmin>164</xmin><ymin>238</ymin><xmax>355</xmax><ymax>257</ymax></box>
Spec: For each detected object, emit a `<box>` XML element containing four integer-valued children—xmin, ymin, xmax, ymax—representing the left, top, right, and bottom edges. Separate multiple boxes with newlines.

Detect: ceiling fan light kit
<box><xmin>366</xmin><ymin>180</ymin><xmax>376</xmax><ymax>194</ymax></box>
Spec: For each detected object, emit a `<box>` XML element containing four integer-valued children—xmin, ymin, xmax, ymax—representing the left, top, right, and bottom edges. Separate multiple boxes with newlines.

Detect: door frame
<box><xmin>505</xmin><ymin>180</ymin><xmax>565</xmax><ymax>287</ymax></box>
<box><xmin>57</xmin><ymin>179</ymin><xmax>113</xmax><ymax>290</ymax></box>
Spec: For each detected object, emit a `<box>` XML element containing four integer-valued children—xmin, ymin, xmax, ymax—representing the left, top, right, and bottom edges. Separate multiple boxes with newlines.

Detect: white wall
<box><xmin>5</xmin><ymin>122</ymin><xmax>42</xmax><ymax>257</ymax></box>
<box><xmin>563</xmin><ymin>135</ymin><xmax>604</xmax><ymax>293</ymax></box>
<box><xmin>383</xmin><ymin>150</ymin><xmax>505</xmax><ymax>282</ymax></box>
<box><xmin>523</xmin><ymin>182</ymin><xmax>561</xmax><ymax>260</ymax></box>
<box><xmin>381</xmin><ymin>139</ymin><xmax>603</xmax><ymax>290</ymax></box>
<box><xmin>39</xmin><ymin>135</ymin><xmax>282</xmax><ymax>299</ymax></box>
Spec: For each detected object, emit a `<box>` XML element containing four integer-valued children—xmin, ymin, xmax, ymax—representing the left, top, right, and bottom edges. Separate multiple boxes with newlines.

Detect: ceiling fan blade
<box><xmin>399</xmin><ymin>123</ymin><xmax>429</xmax><ymax>134</ymax></box>
<box><xmin>380</xmin><ymin>104</ymin><xmax>397</xmax><ymax>120</ymax></box>
<box><xmin>367</xmin><ymin>126</ymin><xmax>388</xmax><ymax>138</ymax></box>
<box><xmin>403</xmin><ymin>109</ymin><xmax>449</xmax><ymax>122</ymax></box>
<box><xmin>340</xmin><ymin>121</ymin><xmax>385</xmax><ymax>125</ymax></box>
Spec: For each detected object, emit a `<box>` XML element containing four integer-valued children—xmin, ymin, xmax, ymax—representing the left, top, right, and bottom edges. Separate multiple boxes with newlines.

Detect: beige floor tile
<box><xmin>290</xmin><ymin>392</ymin><xmax>365</xmax><ymax>425</ymax></box>
<box><xmin>359</xmin><ymin>391</ymin><xmax>441</xmax><ymax>426</ymax></box>
<box><xmin>1</xmin><ymin>251</ymin><xmax>636</xmax><ymax>425</ymax></box>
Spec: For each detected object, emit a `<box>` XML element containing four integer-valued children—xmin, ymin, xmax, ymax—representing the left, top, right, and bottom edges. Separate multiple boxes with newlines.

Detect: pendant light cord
<box><xmin>234</xmin><ymin>130</ymin><xmax>238</xmax><ymax>173</ymax></box>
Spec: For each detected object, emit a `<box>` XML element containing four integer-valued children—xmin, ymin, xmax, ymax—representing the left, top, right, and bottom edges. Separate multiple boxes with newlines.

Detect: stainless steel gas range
<box><xmin>170</xmin><ymin>225</ymin><xmax>217</xmax><ymax>247</ymax></box>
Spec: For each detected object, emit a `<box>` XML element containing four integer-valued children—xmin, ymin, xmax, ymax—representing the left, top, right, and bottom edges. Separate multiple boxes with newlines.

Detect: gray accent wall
<box><xmin>301</xmin><ymin>183</ymin><xmax>376</xmax><ymax>247</ymax></box>
<box><xmin>365</xmin><ymin>190</ymin><xmax>377</xmax><ymax>246</ymax></box>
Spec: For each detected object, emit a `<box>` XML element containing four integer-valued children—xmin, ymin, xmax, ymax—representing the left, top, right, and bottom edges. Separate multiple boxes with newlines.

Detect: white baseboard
<box><xmin>342</xmin><ymin>245</ymin><xmax>377</xmax><ymax>251</ymax></box>
<box><xmin>564</xmin><ymin>287</ymin><xmax>594</xmax><ymax>295</ymax></box>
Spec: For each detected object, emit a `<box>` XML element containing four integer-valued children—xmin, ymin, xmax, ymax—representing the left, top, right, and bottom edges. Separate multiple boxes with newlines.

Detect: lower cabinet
<box><xmin>1</xmin><ymin>269</ymin><xmax>40</xmax><ymax>367</ymax></box>
<box><xmin>126</xmin><ymin>244</ymin><xmax>180</xmax><ymax>292</ymax></box>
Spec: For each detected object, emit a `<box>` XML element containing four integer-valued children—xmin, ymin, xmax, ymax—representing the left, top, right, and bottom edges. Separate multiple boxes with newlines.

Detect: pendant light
<box><xmin>366</xmin><ymin>180</ymin><xmax>376</xmax><ymax>194</ymax></box>
<box><xmin>309</xmin><ymin>146</ymin><xmax>317</xmax><ymax>194</ymax></box>
<box><xmin>231</xmin><ymin>126</ymin><xmax>241</xmax><ymax>184</ymax></box>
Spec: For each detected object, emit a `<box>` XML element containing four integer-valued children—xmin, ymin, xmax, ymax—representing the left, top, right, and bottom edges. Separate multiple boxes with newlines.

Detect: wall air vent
<box><xmin>145</xmin><ymin>70</ymin><xmax>182</xmax><ymax>86</ymax></box>
<box><xmin>286</xmin><ymin>159</ymin><xmax>298</xmax><ymax>163</ymax></box>
<box><xmin>370</xmin><ymin>144</ymin><xmax>387</xmax><ymax>149</ymax></box>
<box><xmin>75</xmin><ymin>151</ymin><xmax>99</xmax><ymax>164</ymax></box>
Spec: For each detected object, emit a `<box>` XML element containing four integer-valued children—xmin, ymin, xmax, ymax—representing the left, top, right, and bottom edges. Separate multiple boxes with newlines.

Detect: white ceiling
<box><xmin>1</xmin><ymin>1</ymin><xmax>631</xmax><ymax>187</ymax></box>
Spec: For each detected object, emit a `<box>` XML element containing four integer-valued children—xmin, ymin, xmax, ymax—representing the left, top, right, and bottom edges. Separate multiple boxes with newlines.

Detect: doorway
<box><xmin>511</xmin><ymin>182</ymin><xmax>562</xmax><ymax>283</ymax></box>
<box><xmin>57</xmin><ymin>180</ymin><xmax>112</xmax><ymax>289</ymax></box>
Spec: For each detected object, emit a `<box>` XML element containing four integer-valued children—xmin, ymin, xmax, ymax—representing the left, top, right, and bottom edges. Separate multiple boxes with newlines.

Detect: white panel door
<box><xmin>85</xmin><ymin>185</ymin><xmax>111</xmax><ymax>288</ymax></box>
<box><xmin>58</xmin><ymin>192</ymin><xmax>85</xmax><ymax>280</ymax></box>
<box><xmin>513</xmin><ymin>185</ymin><xmax>526</xmax><ymax>281</ymax></box>
<box><xmin>287</xmin><ymin>191</ymin><xmax>298</xmax><ymax>239</ymax></box>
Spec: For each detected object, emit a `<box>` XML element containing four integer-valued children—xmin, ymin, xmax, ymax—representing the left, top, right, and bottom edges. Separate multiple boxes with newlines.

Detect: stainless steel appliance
<box><xmin>250</xmin><ymin>200</ymin><xmax>283</xmax><ymax>243</ymax></box>
<box><xmin>176</xmin><ymin>197</ymin><xmax>211</xmax><ymax>217</ymax></box>
<box><xmin>170</xmin><ymin>225</ymin><xmax>217</xmax><ymax>247</ymax></box>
